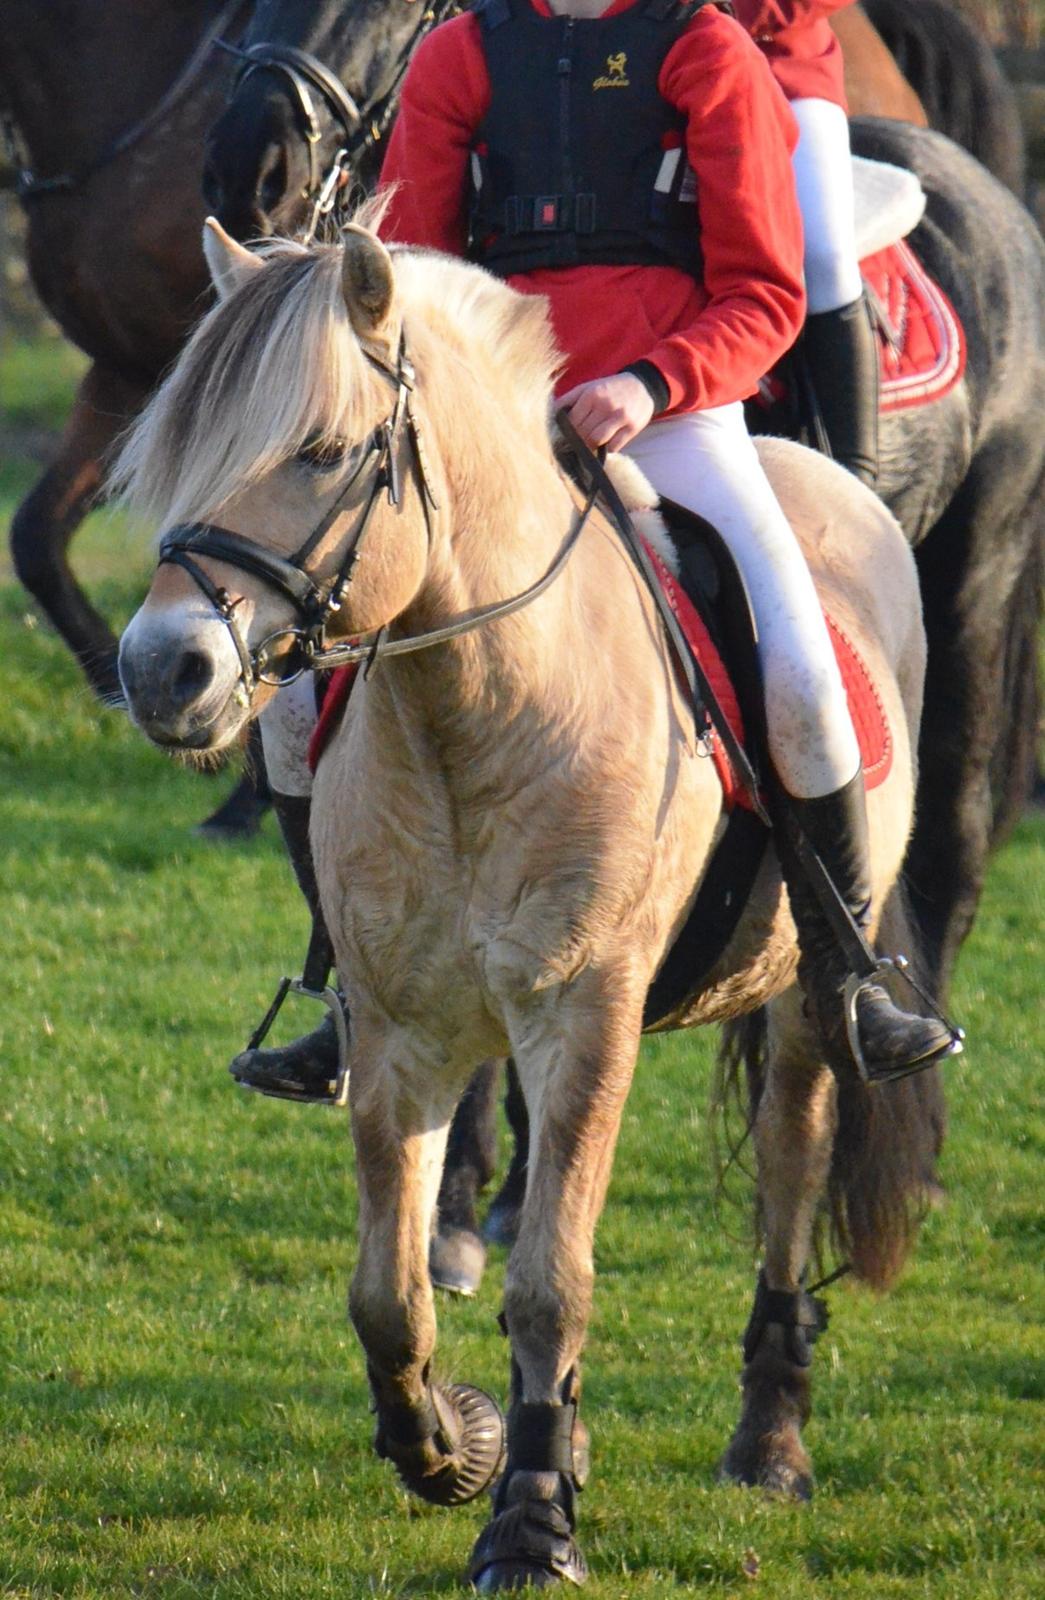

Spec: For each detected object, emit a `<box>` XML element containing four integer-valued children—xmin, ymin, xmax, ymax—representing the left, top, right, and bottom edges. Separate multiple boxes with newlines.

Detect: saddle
<box><xmin>630</xmin><ymin>495</ymin><xmax>893</xmax><ymax>1030</ymax></box>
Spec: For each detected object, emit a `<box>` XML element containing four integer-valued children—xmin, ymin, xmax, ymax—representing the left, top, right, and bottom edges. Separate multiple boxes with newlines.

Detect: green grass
<box><xmin>0</xmin><ymin>337</ymin><xmax>1043</xmax><ymax>1597</ymax></box>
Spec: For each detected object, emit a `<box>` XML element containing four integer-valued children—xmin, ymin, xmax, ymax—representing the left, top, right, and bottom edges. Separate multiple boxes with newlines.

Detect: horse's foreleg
<box><xmin>719</xmin><ymin>995</ymin><xmax>836</xmax><ymax>1502</ymax></box>
<box><xmin>10</xmin><ymin>362</ymin><xmax>146</xmax><ymax>703</ymax></box>
<box><xmin>469</xmin><ymin>990</ymin><xmax>643</xmax><ymax>1591</ymax></box>
<box><xmin>348</xmin><ymin>1047</ymin><xmax>505</xmax><ymax>1508</ymax></box>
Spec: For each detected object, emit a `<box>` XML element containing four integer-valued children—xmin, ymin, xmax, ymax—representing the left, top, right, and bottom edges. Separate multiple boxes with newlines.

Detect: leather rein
<box><xmin>157</xmin><ymin>341</ymin><xmax>598</xmax><ymax>697</ymax></box>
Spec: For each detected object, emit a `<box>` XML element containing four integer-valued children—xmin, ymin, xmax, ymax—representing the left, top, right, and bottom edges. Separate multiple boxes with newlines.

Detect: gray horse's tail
<box><xmin>715</xmin><ymin>883</ymin><xmax>947</xmax><ymax>1292</ymax></box>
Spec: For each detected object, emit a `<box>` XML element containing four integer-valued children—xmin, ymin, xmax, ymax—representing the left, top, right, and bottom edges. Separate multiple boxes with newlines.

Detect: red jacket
<box><xmin>378</xmin><ymin>0</ymin><xmax>805</xmax><ymax>416</ymax></box>
<box><xmin>733</xmin><ymin>0</ymin><xmax>851</xmax><ymax>107</ymax></box>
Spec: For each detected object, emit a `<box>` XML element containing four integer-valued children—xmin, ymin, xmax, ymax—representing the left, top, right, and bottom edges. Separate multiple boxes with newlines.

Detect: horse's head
<box><xmin>202</xmin><ymin>0</ymin><xmax>441</xmax><ymax>241</ymax></box>
<box><xmin>116</xmin><ymin>217</ymin><xmax>432</xmax><ymax>757</ymax></box>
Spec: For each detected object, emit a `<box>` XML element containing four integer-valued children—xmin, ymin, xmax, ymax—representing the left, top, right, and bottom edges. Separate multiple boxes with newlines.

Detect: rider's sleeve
<box><xmin>732</xmin><ymin>0</ymin><xmax>855</xmax><ymax>36</ymax></box>
<box><xmin>637</xmin><ymin>9</ymin><xmax>807</xmax><ymax>414</ymax></box>
<box><xmin>377</xmin><ymin>16</ymin><xmax>490</xmax><ymax>253</ymax></box>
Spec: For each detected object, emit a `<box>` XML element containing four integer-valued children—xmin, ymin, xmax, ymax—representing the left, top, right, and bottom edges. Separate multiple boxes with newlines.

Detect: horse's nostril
<box><xmin>171</xmin><ymin>649</ymin><xmax>215</xmax><ymax>704</ymax></box>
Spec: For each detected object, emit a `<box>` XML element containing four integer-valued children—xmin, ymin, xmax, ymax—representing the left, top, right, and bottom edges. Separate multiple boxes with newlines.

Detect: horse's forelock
<box><xmin>111</xmin><ymin>243</ymin><xmax>389</xmax><ymax>528</ymax></box>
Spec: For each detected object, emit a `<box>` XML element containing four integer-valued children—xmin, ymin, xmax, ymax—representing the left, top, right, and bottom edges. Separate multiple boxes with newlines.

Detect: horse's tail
<box><xmin>715</xmin><ymin>883</ymin><xmax>947</xmax><ymax>1293</ymax></box>
<box><xmin>863</xmin><ymin>0</ymin><xmax>1026</xmax><ymax>196</ymax></box>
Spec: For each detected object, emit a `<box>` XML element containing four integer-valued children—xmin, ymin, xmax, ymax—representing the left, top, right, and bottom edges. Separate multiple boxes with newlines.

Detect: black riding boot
<box><xmin>802</xmin><ymin>294</ymin><xmax>880</xmax><ymax>488</ymax></box>
<box><xmin>780</xmin><ymin>772</ymin><xmax>957</xmax><ymax>1082</ymax></box>
<box><xmin>228</xmin><ymin>792</ymin><xmax>343</xmax><ymax>1102</ymax></box>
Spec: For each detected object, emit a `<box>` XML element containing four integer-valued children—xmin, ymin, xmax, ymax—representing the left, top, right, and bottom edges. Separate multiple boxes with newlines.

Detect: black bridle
<box><xmin>214</xmin><ymin>1</ymin><xmax>462</xmax><ymax>239</ymax></box>
<box><xmin>157</xmin><ymin>341</ymin><xmax>597</xmax><ymax>697</ymax></box>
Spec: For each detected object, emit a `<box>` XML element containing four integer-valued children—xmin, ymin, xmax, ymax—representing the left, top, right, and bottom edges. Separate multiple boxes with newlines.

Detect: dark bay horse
<box><xmin>1</xmin><ymin>0</ymin><xmax>269</xmax><ymax>832</ymax></box>
<box><xmin>116</xmin><ymin>217</ymin><xmax>949</xmax><ymax>1580</ymax></box>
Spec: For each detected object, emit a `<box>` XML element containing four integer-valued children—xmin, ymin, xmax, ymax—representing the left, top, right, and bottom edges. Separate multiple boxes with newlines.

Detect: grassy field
<box><xmin>0</xmin><ymin>336</ymin><xmax>1043</xmax><ymax>1598</ymax></box>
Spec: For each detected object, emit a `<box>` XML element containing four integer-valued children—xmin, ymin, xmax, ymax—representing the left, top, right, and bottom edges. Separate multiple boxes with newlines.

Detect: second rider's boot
<box><xmin>802</xmin><ymin>293</ymin><xmax>880</xmax><ymax>488</ymax></box>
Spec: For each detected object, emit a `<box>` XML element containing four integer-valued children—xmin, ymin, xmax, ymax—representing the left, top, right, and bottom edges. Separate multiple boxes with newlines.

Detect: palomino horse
<box><xmin>116</xmin><ymin>221</ymin><xmax>946</xmax><ymax>1587</ymax></box>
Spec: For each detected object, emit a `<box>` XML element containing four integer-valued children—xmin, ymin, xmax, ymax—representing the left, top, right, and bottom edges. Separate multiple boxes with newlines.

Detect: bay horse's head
<box><xmin>203</xmin><ymin>0</ymin><xmax>442</xmax><ymax>241</ymax></box>
<box><xmin>116</xmin><ymin>217</ymin><xmax>432</xmax><ymax>757</ymax></box>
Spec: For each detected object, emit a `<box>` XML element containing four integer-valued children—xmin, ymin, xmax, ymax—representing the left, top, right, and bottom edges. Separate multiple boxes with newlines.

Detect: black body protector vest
<box><xmin>469</xmin><ymin>0</ymin><xmax>721</xmax><ymax>280</ymax></box>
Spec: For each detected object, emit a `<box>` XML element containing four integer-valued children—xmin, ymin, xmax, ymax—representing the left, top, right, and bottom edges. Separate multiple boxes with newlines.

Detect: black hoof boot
<box><xmin>429</xmin><ymin>1227</ymin><xmax>487</xmax><ymax>1297</ymax></box>
<box><xmin>377</xmin><ymin>1383</ymin><xmax>505</xmax><ymax>1507</ymax></box>
<box><xmin>229</xmin><ymin>1010</ymin><xmax>340</xmax><ymax>1103</ymax></box>
<box><xmin>470</xmin><ymin>1473</ymin><xmax>588</xmax><ymax>1591</ymax></box>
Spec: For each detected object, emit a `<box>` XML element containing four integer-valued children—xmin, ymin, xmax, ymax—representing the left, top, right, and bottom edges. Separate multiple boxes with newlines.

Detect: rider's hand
<box><xmin>559</xmin><ymin>372</ymin><xmax>656</xmax><ymax>453</ymax></box>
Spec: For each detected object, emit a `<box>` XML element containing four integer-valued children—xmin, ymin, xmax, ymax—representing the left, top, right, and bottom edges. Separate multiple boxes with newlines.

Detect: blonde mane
<box><xmin>112</xmin><ymin>229</ymin><xmax>562</xmax><ymax>531</ymax></box>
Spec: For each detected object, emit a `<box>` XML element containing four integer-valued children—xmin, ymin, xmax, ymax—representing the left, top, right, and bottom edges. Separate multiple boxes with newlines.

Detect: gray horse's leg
<box><xmin>719</xmin><ymin>992</ymin><xmax>836</xmax><ymax>1501</ymax></box>
<box><xmin>430</xmin><ymin>1058</ymin><xmax>500</xmax><ymax>1296</ymax></box>
<box><xmin>348</xmin><ymin>1039</ymin><xmax>505</xmax><ymax>1509</ymax></box>
<box><xmin>469</xmin><ymin>990</ymin><xmax>644</xmax><ymax>1591</ymax></box>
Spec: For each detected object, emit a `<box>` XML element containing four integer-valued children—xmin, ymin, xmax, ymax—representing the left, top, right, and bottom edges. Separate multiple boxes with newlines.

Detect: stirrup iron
<box><xmin>843</xmin><ymin>956</ymin><xmax>964</xmax><ymax>1085</ymax></box>
<box><xmin>241</xmin><ymin>973</ymin><xmax>349</xmax><ymax>1106</ymax></box>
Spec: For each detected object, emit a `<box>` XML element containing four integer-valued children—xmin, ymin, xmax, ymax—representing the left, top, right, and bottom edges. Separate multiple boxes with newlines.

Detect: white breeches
<box><xmin>791</xmin><ymin>97</ymin><xmax>863</xmax><ymax>314</ymax></box>
<box><xmin>623</xmin><ymin>407</ymin><xmax>859</xmax><ymax>799</ymax></box>
<box><xmin>259</xmin><ymin>406</ymin><xmax>860</xmax><ymax>804</ymax></box>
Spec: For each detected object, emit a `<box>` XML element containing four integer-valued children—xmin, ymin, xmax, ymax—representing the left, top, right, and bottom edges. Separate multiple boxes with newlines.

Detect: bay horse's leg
<box><xmin>349</xmin><ymin>1039</ymin><xmax>505</xmax><ymax>1509</ymax></box>
<box><xmin>469</xmin><ymin>989</ymin><xmax>644</xmax><ymax>1591</ymax></box>
<box><xmin>719</xmin><ymin>994</ymin><xmax>835</xmax><ymax>1502</ymax></box>
<box><xmin>430</xmin><ymin>1058</ymin><xmax>500</xmax><ymax>1296</ymax></box>
<box><xmin>9</xmin><ymin>361</ymin><xmax>145</xmax><ymax>702</ymax></box>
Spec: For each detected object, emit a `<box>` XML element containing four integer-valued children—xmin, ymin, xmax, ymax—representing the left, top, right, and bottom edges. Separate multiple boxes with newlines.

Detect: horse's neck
<box><xmin>0</xmin><ymin>0</ymin><xmax>218</xmax><ymax>166</ymax></box>
<box><xmin>368</xmin><ymin>452</ymin><xmax>632</xmax><ymax>813</ymax></box>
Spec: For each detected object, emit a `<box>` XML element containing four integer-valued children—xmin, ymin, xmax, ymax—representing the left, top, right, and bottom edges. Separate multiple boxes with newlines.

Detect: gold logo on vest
<box><xmin>593</xmin><ymin>52</ymin><xmax>629</xmax><ymax>90</ymax></box>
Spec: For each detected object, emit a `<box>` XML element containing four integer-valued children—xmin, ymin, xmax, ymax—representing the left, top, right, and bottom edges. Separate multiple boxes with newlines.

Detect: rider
<box><xmin>232</xmin><ymin>0</ymin><xmax>953</xmax><ymax>1102</ymax></box>
<box><xmin>734</xmin><ymin>0</ymin><xmax>879</xmax><ymax>484</ymax></box>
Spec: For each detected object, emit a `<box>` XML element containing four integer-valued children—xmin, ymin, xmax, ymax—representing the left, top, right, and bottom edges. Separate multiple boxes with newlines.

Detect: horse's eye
<box><xmin>296</xmin><ymin>433</ymin><xmax>348</xmax><ymax>471</ymax></box>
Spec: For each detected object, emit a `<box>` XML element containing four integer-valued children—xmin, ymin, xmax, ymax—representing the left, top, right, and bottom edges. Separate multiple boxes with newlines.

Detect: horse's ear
<box><xmin>202</xmin><ymin>217</ymin><xmax>265</xmax><ymax>301</ymax></box>
<box><xmin>340</xmin><ymin>225</ymin><xmax>395</xmax><ymax>336</ymax></box>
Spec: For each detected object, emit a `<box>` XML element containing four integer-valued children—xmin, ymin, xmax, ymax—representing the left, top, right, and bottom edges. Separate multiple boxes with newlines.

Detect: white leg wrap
<box><xmin>257</xmin><ymin>674</ymin><xmax>319</xmax><ymax>799</ymax></box>
<box><xmin>623</xmin><ymin>407</ymin><xmax>860</xmax><ymax>799</ymax></box>
<box><xmin>791</xmin><ymin>97</ymin><xmax>863</xmax><ymax>314</ymax></box>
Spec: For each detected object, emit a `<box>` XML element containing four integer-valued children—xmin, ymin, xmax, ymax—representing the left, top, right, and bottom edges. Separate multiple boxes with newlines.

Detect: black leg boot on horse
<box><xmin>801</xmin><ymin>293</ymin><xmax>880</xmax><ymax>488</ymax></box>
<box><xmin>229</xmin><ymin>791</ymin><xmax>345</xmax><ymax>1102</ymax></box>
<box><xmin>778</xmin><ymin>770</ymin><xmax>961</xmax><ymax>1082</ymax></box>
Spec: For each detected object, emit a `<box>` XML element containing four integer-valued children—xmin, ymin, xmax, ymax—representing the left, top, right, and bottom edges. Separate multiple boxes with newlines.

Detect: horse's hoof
<box><xmin>473</xmin><ymin>1561</ymin><xmax>564</xmax><ymax>1591</ymax></box>
<box><xmin>483</xmin><ymin>1195</ymin><xmax>522</xmax><ymax>1248</ymax></box>
<box><xmin>717</xmin><ymin>1445</ymin><xmax>813</xmax><ymax>1503</ymax></box>
<box><xmin>430</xmin><ymin>1227</ymin><xmax>486</xmax><ymax>1296</ymax></box>
<box><xmin>380</xmin><ymin>1384</ymin><xmax>505</xmax><ymax>1507</ymax></box>
<box><xmin>469</xmin><ymin>1494</ymin><xmax>587</xmax><ymax>1590</ymax></box>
